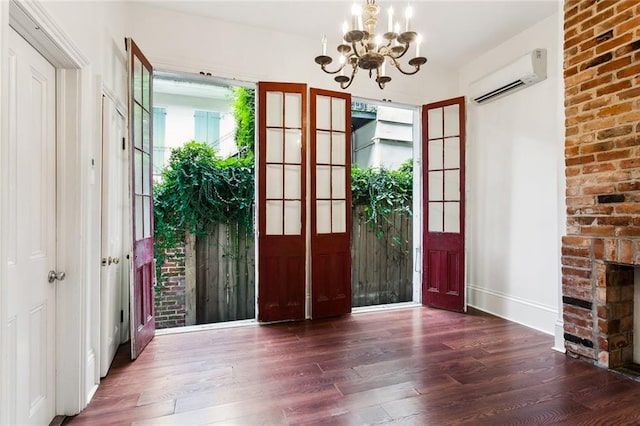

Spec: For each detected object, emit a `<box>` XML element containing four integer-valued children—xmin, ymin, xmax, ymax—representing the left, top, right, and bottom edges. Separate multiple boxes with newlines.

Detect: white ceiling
<box><xmin>141</xmin><ymin>0</ymin><xmax>560</xmax><ymax>67</ymax></box>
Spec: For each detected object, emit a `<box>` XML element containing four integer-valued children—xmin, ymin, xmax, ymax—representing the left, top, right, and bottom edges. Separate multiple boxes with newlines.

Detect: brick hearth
<box><xmin>563</xmin><ymin>0</ymin><xmax>640</xmax><ymax>368</ymax></box>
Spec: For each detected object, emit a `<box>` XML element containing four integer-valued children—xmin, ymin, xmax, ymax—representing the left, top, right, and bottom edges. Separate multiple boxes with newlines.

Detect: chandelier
<box><xmin>314</xmin><ymin>1</ymin><xmax>427</xmax><ymax>90</ymax></box>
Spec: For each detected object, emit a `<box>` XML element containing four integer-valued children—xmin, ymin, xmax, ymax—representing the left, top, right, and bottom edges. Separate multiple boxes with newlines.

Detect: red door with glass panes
<box><xmin>128</xmin><ymin>39</ymin><xmax>155</xmax><ymax>358</ymax></box>
<box><xmin>422</xmin><ymin>97</ymin><xmax>466</xmax><ymax>312</ymax></box>
<box><xmin>257</xmin><ymin>82</ymin><xmax>307</xmax><ymax>322</ymax></box>
<box><xmin>310</xmin><ymin>89</ymin><xmax>352</xmax><ymax>319</ymax></box>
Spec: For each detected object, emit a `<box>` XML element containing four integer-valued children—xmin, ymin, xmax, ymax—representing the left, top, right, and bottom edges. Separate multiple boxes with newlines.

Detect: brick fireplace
<box><xmin>563</xmin><ymin>0</ymin><xmax>640</xmax><ymax>368</ymax></box>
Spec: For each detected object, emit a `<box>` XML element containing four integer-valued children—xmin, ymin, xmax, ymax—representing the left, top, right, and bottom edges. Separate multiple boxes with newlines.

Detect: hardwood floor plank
<box><xmin>65</xmin><ymin>307</ymin><xmax>640</xmax><ymax>425</ymax></box>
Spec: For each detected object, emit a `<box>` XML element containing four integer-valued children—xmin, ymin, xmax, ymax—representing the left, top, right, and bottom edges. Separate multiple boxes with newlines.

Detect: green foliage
<box><xmin>231</xmin><ymin>87</ymin><xmax>255</xmax><ymax>156</ymax></box>
<box><xmin>153</xmin><ymin>142</ymin><xmax>413</xmax><ymax>278</ymax></box>
<box><xmin>153</xmin><ymin>141</ymin><xmax>254</xmax><ymax>274</ymax></box>
<box><xmin>351</xmin><ymin>159</ymin><xmax>413</xmax><ymax>239</ymax></box>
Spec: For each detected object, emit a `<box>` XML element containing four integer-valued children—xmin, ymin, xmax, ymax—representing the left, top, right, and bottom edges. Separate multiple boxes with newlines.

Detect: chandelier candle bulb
<box><xmin>322</xmin><ymin>34</ymin><xmax>327</xmax><ymax>56</ymax></box>
<box><xmin>381</xmin><ymin>60</ymin><xmax>386</xmax><ymax>76</ymax></box>
<box><xmin>405</xmin><ymin>6</ymin><xmax>412</xmax><ymax>32</ymax></box>
<box><xmin>342</xmin><ymin>21</ymin><xmax>349</xmax><ymax>35</ymax></box>
<box><xmin>416</xmin><ymin>34</ymin><xmax>422</xmax><ymax>57</ymax></box>
<box><xmin>351</xmin><ymin>4</ymin><xmax>359</xmax><ymax>30</ymax></box>
<box><xmin>388</xmin><ymin>7</ymin><xmax>393</xmax><ymax>33</ymax></box>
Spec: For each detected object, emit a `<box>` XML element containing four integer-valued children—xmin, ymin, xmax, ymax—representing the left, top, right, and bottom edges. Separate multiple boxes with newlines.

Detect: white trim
<box><xmin>8</xmin><ymin>1</ymin><xmax>89</xmax><ymax>68</ymax></box>
<box><xmin>85</xmin><ymin>349</ymin><xmax>98</xmax><ymax>403</ymax></box>
<box><xmin>156</xmin><ymin>318</ymin><xmax>258</xmax><ymax>336</ymax></box>
<box><xmin>103</xmin><ymin>84</ymin><xmax>127</xmax><ymax>119</ymax></box>
<box><xmin>554</xmin><ymin>0</ymin><xmax>567</xmax><ymax>356</ymax></box>
<box><xmin>352</xmin><ymin>301</ymin><xmax>421</xmax><ymax>314</ymax></box>
<box><xmin>0</xmin><ymin>1</ymin><xmax>10</xmax><ymax>423</ymax></box>
<box><xmin>468</xmin><ymin>284</ymin><xmax>557</xmax><ymax>336</ymax></box>
<box><xmin>56</xmin><ymin>67</ymin><xmax>89</xmax><ymax>416</ymax></box>
<box><xmin>553</xmin><ymin>319</ymin><xmax>566</xmax><ymax>353</ymax></box>
<box><xmin>412</xmin><ymin>105</ymin><xmax>423</xmax><ymax>305</ymax></box>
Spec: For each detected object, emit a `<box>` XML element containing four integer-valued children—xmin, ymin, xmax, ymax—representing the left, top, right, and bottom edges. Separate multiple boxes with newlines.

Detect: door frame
<box><xmin>0</xmin><ymin>0</ymin><xmax>94</xmax><ymax>418</ymax></box>
<box><xmin>99</xmin><ymin>88</ymin><xmax>129</xmax><ymax>376</ymax></box>
<box><xmin>349</xmin><ymin>97</ymin><xmax>424</xmax><ymax>306</ymax></box>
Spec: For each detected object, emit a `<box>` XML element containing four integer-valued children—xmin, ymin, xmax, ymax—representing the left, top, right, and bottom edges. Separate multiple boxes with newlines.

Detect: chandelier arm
<box><xmin>375</xmin><ymin>67</ymin><xmax>384</xmax><ymax>90</ymax></box>
<box><xmin>342</xmin><ymin>64</ymin><xmax>358</xmax><ymax>89</ymax></box>
<box><xmin>351</xmin><ymin>41</ymin><xmax>364</xmax><ymax>59</ymax></box>
<box><xmin>389</xmin><ymin>56</ymin><xmax>422</xmax><ymax>75</ymax></box>
<box><xmin>393</xmin><ymin>44</ymin><xmax>411</xmax><ymax>60</ymax></box>
<box><xmin>321</xmin><ymin>62</ymin><xmax>348</xmax><ymax>75</ymax></box>
<box><xmin>379</xmin><ymin>40</ymin><xmax>393</xmax><ymax>54</ymax></box>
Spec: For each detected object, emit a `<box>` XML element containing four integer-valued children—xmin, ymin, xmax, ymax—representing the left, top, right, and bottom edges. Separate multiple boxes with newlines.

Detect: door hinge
<box><xmin>120</xmin><ymin>310</ymin><xmax>124</xmax><ymax>323</ymax></box>
<box><xmin>122</xmin><ymin>137</ymin><xmax>126</xmax><ymax>151</ymax></box>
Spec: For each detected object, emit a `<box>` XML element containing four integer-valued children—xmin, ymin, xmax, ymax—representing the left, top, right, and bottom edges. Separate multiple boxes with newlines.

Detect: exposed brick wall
<box><xmin>563</xmin><ymin>0</ymin><xmax>640</xmax><ymax>367</ymax></box>
<box><xmin>155</xmin><ymin>245</ymin><xmax>186</xmax><ymax>329</ymax></box>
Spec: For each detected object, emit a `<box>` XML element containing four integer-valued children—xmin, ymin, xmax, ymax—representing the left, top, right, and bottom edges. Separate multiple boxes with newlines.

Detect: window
<box><xmin>194</xmin><ymin>110</ymin><xmax>221</xmax><ymax>152</ymax></box>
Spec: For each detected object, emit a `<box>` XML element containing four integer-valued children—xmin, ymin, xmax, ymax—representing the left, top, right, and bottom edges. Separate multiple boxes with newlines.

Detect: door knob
<box><xmin>48</xmin><ymin>270</ymin><xmax>66</xmax><ymax>283</ymax></box>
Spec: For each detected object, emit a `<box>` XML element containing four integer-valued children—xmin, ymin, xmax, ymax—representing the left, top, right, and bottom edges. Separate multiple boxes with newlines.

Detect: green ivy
<box><xmin>351</xmin><ymin>159</ymin><xmax>413</xmax><ymax>239</ymax></box>
<box><xmin>231</xmin><ymin>87</ymin><xmax>255</xmax><ymax>157</ymax></box>
<box><xmin>153</xmin><ymin>141</ymin><xmax>413</xmax><ymax>278</ymax></box>
<box><xmin>153</xmin><ymin>141</ymin><xmax>254</xmax><ymax>276</ymax></box>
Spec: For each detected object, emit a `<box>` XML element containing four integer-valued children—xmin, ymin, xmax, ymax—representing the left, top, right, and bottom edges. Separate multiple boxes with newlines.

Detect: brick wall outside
<box><xmin>155</xmin><ymin>245</ymin><xmax>186</xmax><ymax>329</ymax></box>
<box><xmin>563</xmin><ymin>0</ymin><xmax>640</xmax><ymax>367</ymax></box>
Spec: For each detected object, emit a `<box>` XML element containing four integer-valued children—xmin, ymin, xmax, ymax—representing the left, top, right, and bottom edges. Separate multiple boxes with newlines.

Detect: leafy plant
<box><xmin>153</xmin><ymin>141</ymin><xmax>254</xmax><ymax>276</ymax></box>
<box><xmin>351</xmin><ymin>159</ymin><xmax>413</xmax><ymax>239</ymax></box>
<box><xmin>231</xmin><ymin>87</ymin><xmax>255</xmax><ymax>157</ymax></box>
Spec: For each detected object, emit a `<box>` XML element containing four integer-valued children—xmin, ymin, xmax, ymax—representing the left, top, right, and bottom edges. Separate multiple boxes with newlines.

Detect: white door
<box><xmin>5</xmin><ymin>27</ymin><xmax>57</xmax><ymax>425</ymax></box>
<box><xmin>100</xmin><ymin>95</ymin><xmax>127</xmax><ymax>377</ymax></box>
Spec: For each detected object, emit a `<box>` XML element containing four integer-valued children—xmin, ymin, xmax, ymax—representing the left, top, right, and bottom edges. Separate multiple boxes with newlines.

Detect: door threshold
<box><xmin>352</xmin><ymin>302</ymin><xmax>422</xmax><ymax>314</ymax></box>
<box><xmin>156</xmin><ymin>303</ymin><xmax>422</xmax><ymax>336</ymax></box>
<box><xmin>155</xmin><ymin>318</ymin><xmax>258</xmax><ymax>336</ymax></box>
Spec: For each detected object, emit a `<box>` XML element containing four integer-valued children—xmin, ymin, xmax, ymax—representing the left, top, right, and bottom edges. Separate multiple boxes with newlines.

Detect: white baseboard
<box><xmin>85</xmin><ymin>349</ymin><xmax>98</xmax><ymax>405</ymax></box>
<box><xmin>553</xmin><ymin>319</ymin><xmax>565</xmax><ymax>353</ymax></box>
<box><xmin>468</xmin><ymin>285</ymin><xmax>557</xmax><ymax>336</ymax></box>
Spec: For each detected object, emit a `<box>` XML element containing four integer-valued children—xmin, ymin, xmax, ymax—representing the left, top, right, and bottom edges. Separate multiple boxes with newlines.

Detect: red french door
<box><xmin>257</xmin><ymin>83</ymin><xmax>307</xmax><ymax>322</ymax></box>
<box><xmin>422</xmin><ymin>97</ymin><xmax>466</xmax><ymax>312</ymax></box>
<box><xmin>310</xmin><ymin>89</ymin><xmax>352</xmax><ymax>319</ymax></box>
<box><xmin>128</xmin><ymin>39</ymin><xmax>155</xmax><ymax>358</ymax></box>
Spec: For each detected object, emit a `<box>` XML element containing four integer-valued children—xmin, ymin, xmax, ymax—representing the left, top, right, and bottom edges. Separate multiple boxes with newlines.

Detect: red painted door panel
<box><xmin>257</xmin><ymin>82</ymin><xmax>307</xmax><ymax>322</ymax></box>
<box><xmin>128</xmin><ymin>39</ymin><xmax>155</xmax><ymax>358</ymax></box>
<box><xmin>422</xmin><ymin>97</ymin><xmax>466</xmax><ymax>312</ymax></box>
<box><xmin>310</xmin><ymin>89</ymin><xmax>352</xmax><ymax>318</ymax></box>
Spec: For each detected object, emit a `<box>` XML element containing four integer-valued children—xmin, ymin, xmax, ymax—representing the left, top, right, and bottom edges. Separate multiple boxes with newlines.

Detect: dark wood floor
<box><xmin>65</xmin><ymin>306</ymin><xmax>640</xmax><ymax>425</ymax></box>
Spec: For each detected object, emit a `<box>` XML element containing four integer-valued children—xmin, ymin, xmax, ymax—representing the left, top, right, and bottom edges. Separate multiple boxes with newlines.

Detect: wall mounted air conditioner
<box><xmin>470</xmin><ymin>48</ymin><xmax>547</xmax><ymax>104</ymax></box>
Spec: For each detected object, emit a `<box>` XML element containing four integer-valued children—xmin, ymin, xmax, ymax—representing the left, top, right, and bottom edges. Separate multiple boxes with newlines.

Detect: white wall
<box><xmin>460</xmin><ymin>11</ymin><xmax>564</xmax><ymax>335</ymax></box>
<box><xmin>126</xmin><ymin>3</ymin><xmax>459</xmax><ymax>106</ymax></box>
<box><xmin>42</xmin><ymin>1</ymin><xmax>127</xmax><ymax>102</ymax></box>
<box><xmin>0</xmin><ymin>2</ymin><xmax>9</xmax><ymax>423</ymax></box>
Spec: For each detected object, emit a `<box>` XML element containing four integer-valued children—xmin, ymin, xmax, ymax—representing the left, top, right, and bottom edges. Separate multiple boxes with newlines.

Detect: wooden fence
<box><xmin>190</xmin><ymin>207</ymin><xmax>412</xmax><ymax>323</ymax></box>
<box><xmin>351</xmin><ymin>206</ymin><xmax>413</xmax><ymax>307</ymax></box>
<box><xmin>195</xmin><ymin>223</ymin><xmax>255</xmax><ymax>323</ymax></box>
